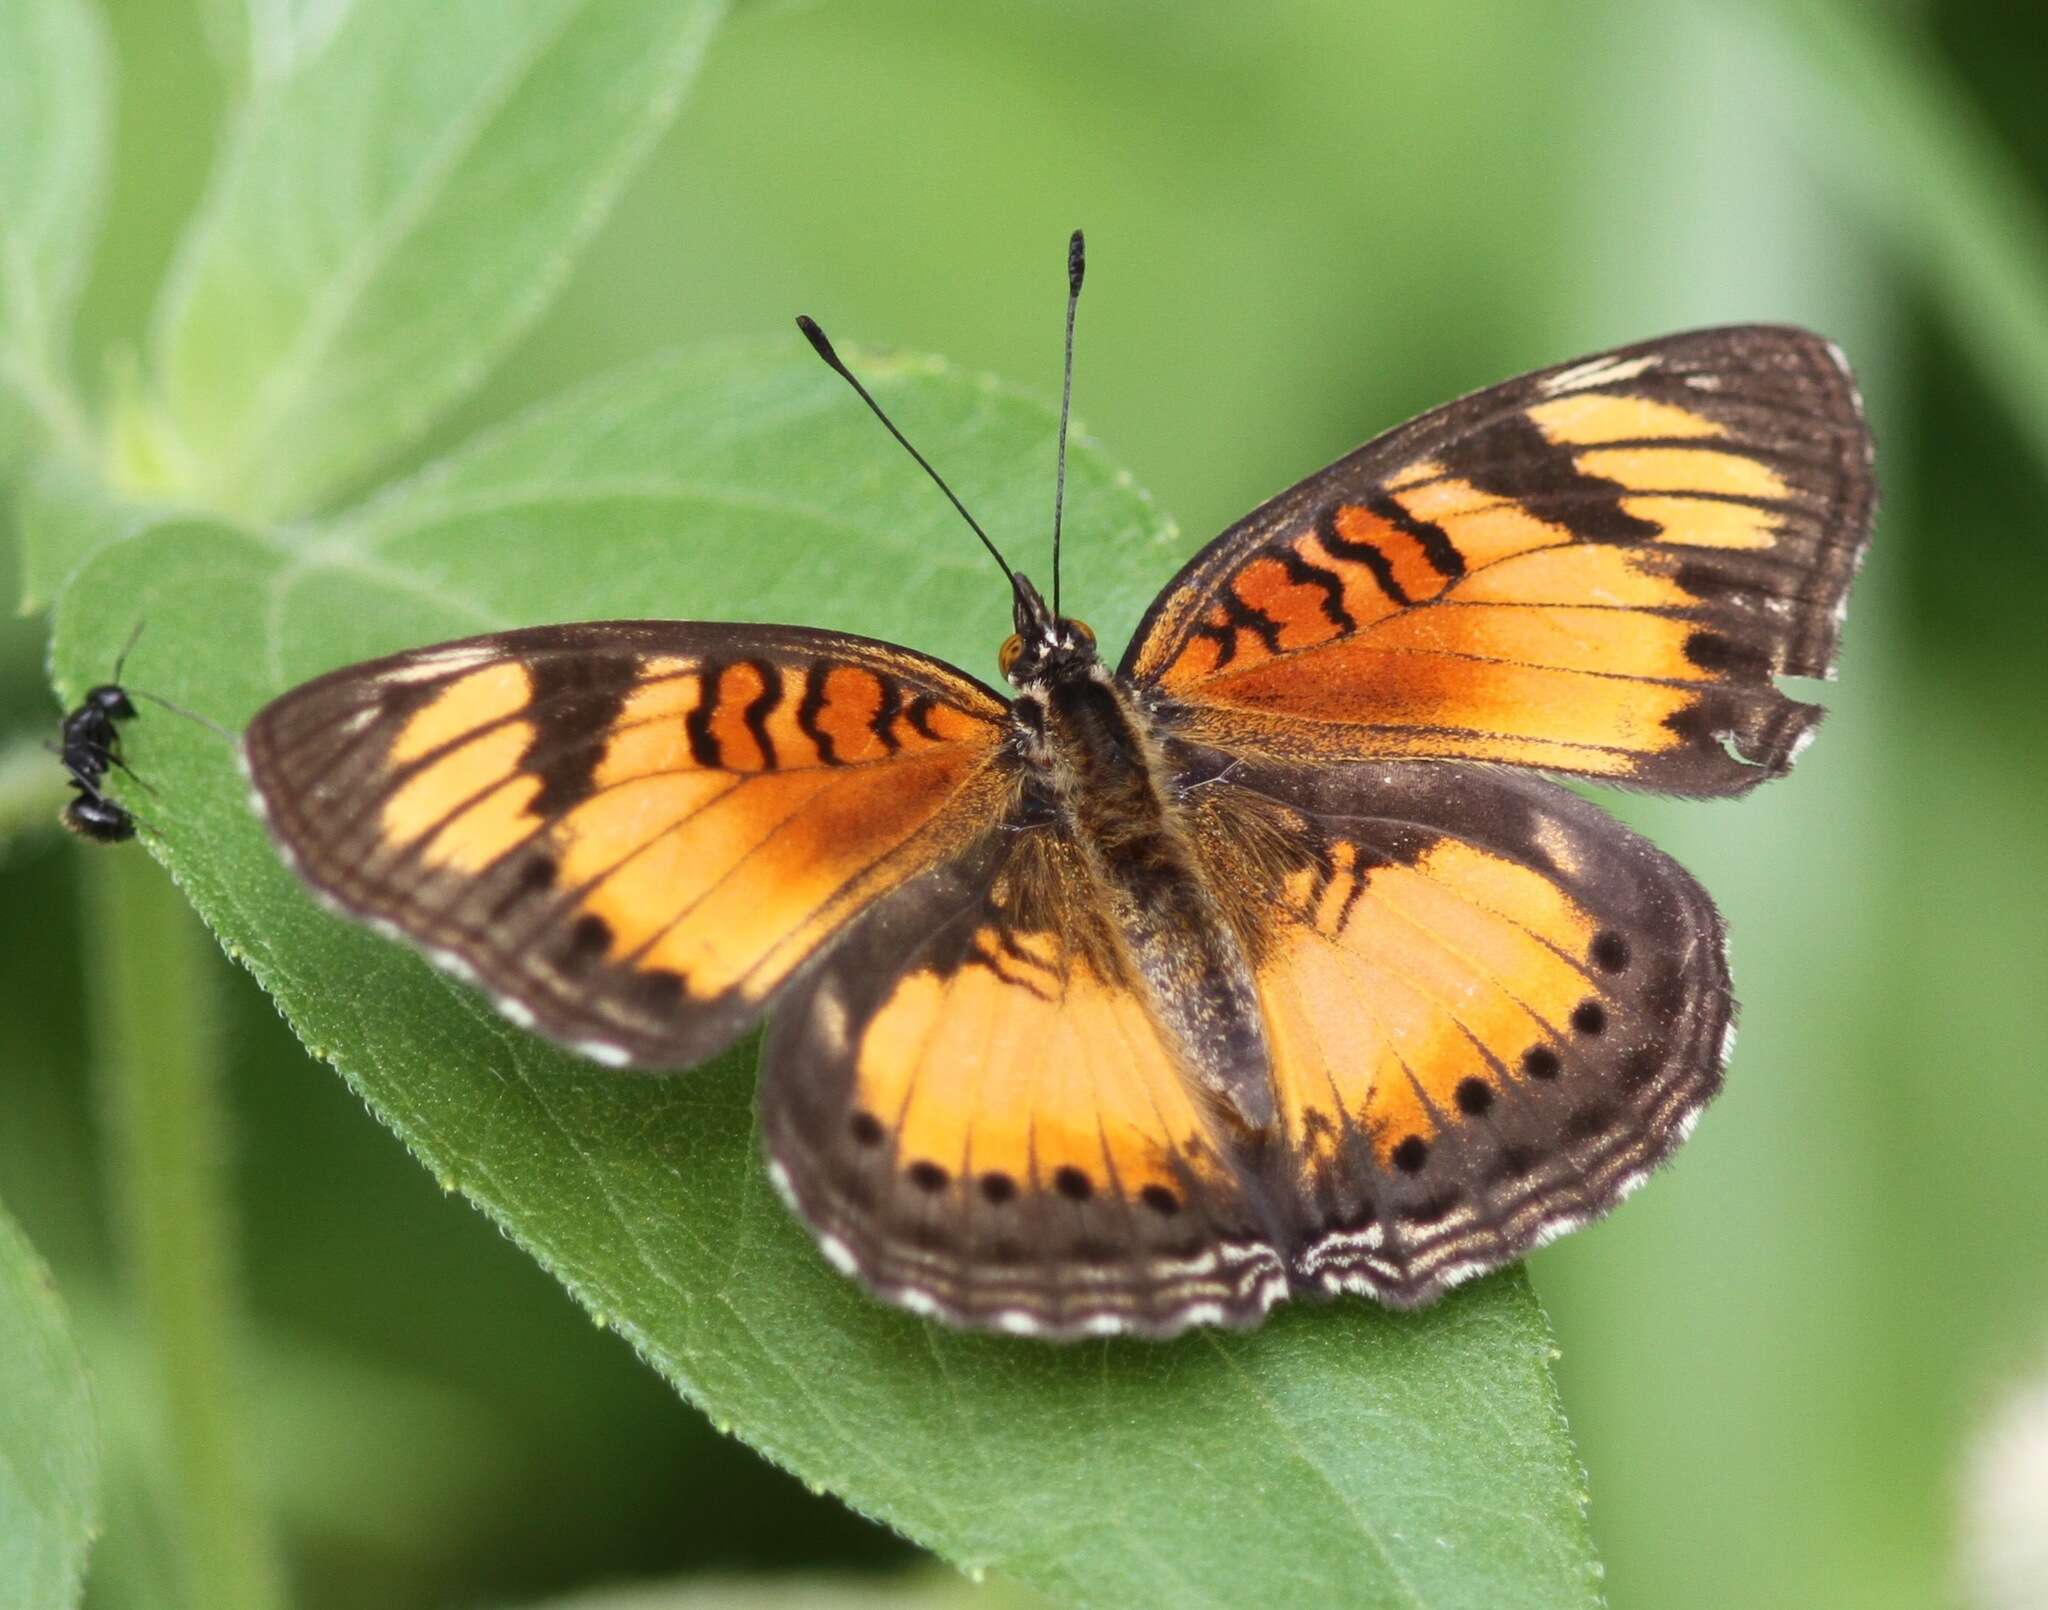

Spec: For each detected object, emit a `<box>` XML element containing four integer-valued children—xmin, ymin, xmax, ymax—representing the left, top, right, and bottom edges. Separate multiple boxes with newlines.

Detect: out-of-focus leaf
<box><xmin>1753</xmin><ymin>0</ymin><xmax>2048</xmax><ymax>480</ymax></box>
<box><xmin>144</xmin><ymin>0</ymin><xmax>726</xmax><ymax>520</ymax></box>
<box><xmin>69</xmin><ymin>1287</ymin><xmax>514</xmax><ymax>1559</ymax></box>
<box><xmin>196</xmin><ymin>0</ymin><xmax>354</xmax><ymax>92</ymax></box>
<box><xmin>51</xmin><ymin>339</ymin><xmax>1602</xmax><ymax>1609</ymax></box>
<box><xmin>0</xmin><ymin>734</ymin><xmax>68</xmax><ymax>849</ymax></box>
<box><xmin>0</xmin><ymin>0</ymin><xmax>112</xmax><ymax>472</ymax></box>
<box><xmin>0</xmin><ymin>1197</ymin><xmax>98</xmax><ymax>1610</ymax></box>
<box><xmin>506</xmin><ymin>1567</ymin><xmax>1046</xmax><ymax>1610</ymax></box>
<box><xmin>12</xmin><ymin>454</ymin><xmax>159</xmax><ymax>615</ymax></box>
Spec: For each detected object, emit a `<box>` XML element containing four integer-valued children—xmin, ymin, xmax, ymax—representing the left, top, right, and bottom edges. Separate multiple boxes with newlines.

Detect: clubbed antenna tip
<box><xmin>795</xmin><ymin>311</ymin><xmax>1015</xmax><ymax>586</ymax></box>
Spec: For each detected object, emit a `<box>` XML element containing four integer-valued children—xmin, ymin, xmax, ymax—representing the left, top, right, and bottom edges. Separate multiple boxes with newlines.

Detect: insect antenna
<box><xmin>795</xmin><ymin>314</ymin><xmax>1017</xmax><ymax>587</ymax></box>
<box><xmin>129</xmin><ymin>689</ymin><xmax>236</xmax><ymax>744</ymax></box>
<box><xmin>110</xmin><ymin>619</ymin><xmax>146</xmax><ymax>683</ymax></box>
<box><xmin>99</xmin><ymin>619</ymin><xmax>237</xmax><ymax>742</ymax></box>
<box><xmin>1052</xmin><ymin>228</ymin><xmax>1084</xmax><ymax>617</ymax></box>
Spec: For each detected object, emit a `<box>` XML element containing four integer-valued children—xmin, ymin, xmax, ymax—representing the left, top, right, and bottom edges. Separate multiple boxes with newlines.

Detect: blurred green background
<box><xmin>4</xmin><ymin>1</ymin><xmax>2045</xmax><ymax>1606</ymax></box>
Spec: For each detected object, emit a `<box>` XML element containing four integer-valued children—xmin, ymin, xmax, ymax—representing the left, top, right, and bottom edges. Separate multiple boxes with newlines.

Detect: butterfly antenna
<box><xmin>795</xmin><ymin>314</ymin><xmax>1016</xmax><ymax>587</ymax></box>
<box><xmin>1052</xmin><ymin>228</ymin><xmax>1084</xmax><ymax>617</ymax></box>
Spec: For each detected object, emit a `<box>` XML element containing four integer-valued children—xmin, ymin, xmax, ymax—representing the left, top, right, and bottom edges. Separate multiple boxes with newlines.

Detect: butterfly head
<box><xmin>1000</xmin><ymin>573</ymin><xmax>1096</xmax><ymax>686</ymax></box>
<box><xmin>799</xmin><ymin>232</ymin><xmax>1101</xmax><ymax>694</ymax></box>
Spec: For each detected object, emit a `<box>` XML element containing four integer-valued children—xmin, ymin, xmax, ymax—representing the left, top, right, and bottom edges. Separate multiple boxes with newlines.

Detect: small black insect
<box><xmin>57</xmin><ymin>625</ymin><xmax>146</xmax><ymax>844</ymax></box>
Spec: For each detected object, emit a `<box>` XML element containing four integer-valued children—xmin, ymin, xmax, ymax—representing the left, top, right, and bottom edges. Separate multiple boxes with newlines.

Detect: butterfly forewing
<box><xmin>1124</xmin><ymin>325</ymin><xmax>1873</xmax><ymax>794</ymax></box>
<box><xmin>244</xmin><ymin>621</ymin><xmax>1015</xmax><ymax>1068</ymax></box>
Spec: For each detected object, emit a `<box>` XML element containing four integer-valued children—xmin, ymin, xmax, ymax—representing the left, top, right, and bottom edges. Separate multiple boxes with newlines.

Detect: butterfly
<box><xmin>243</xmin><ymin>235</ymin><xmax>1873</xmax><ymax>1338</ymax></box>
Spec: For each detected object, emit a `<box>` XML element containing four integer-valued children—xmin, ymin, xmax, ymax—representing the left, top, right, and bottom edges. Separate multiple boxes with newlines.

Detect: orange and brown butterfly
<box><xmin>243</xmin><ymin>232</ymin><xmax>1874</xmax><ymax>1338</ymax></box>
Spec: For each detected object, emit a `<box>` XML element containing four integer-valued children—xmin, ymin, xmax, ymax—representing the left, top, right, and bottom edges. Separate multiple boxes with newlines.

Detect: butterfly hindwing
<box><xmin>759</xmin><ymin>824</ymin><xmax>1291</xmax><ymax>1338</ymax></box>
<box><xmin>243</xmin><ymin>621</ymin><xmax>1015</xmax><ymax>1068</ymax></box>
<box><xmin>763</xmin><ymin>740</ymin><xmax>1735</xmax><ymax>1329</ymax></box>
<box><xmin>1177</xmin><ymin>746</ymin><xmax>1731</xmax><ymax>1305</ymax></box>
<box><xmin>1124</xmin><ymin>325</ymin><xmax>1873</xmax><ymax>794</ymax></box>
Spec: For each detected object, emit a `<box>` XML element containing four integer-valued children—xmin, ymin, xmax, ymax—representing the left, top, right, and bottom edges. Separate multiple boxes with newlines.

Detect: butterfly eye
<box><xmin>1068</xmin><ymin>619</ymin><xmax>1095</xmax><ymax>648</ymax></box>
<box><xmin>998</xmin><ymin>633</ymin><xmax>1024</xmax><ymax>678</ymax></box>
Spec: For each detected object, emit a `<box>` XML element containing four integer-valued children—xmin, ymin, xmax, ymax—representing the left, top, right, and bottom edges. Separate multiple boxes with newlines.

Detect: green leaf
<box><xmin>193</xmin><ymin>0</ymin><xmax>343</xmax><ymax>92</ymax></box>
<box><xmin>0</xmin><ymin>1197</ymin><xmax>99</xmax><ymax>1610</ymax></box>
<box><xmin>13</xmin><ymin>453</ymin><xmax>159</xmax><ymax>615</ymax></box>
<box><xmin>143</xmin><ymin>0</ymin><xmax>726</xmax><ymax>521</ymax></box>
<box><xmin>52</xmin><ymin>341</ymin><xmax>1600</xmax><ymax>1609</ymax></box>
<box><xmin>507</xmin><ymin>1568</ymin><xmax>1047</xmax><ymax>1610</ymax></box>
<box><xmin>328</xmin><ymin>339</ymin><xmax>1184</xmax><ymax>676</ymax></box>
<box><xmin>0</xmin><ymin>0</ymin><xmax>112</xmax><ymax>471</ymax></box>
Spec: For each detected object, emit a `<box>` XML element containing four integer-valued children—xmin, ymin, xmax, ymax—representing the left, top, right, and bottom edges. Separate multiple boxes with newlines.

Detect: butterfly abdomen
<box><xmin>1030</xmin><ymin>668</ymin><xmax>1274</xmax><ymax>1133</ymax></box>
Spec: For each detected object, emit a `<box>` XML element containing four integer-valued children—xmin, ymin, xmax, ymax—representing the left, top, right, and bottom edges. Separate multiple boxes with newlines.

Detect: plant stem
<box><xmin>85</xmin><ymin>850</ymin><xmax>287</xmax><ymax>1610</ymax></box>
<box><xmin>0</xmin><ymin>735</ymin><xmax>71</xmax><ymax>845</ymax></box>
